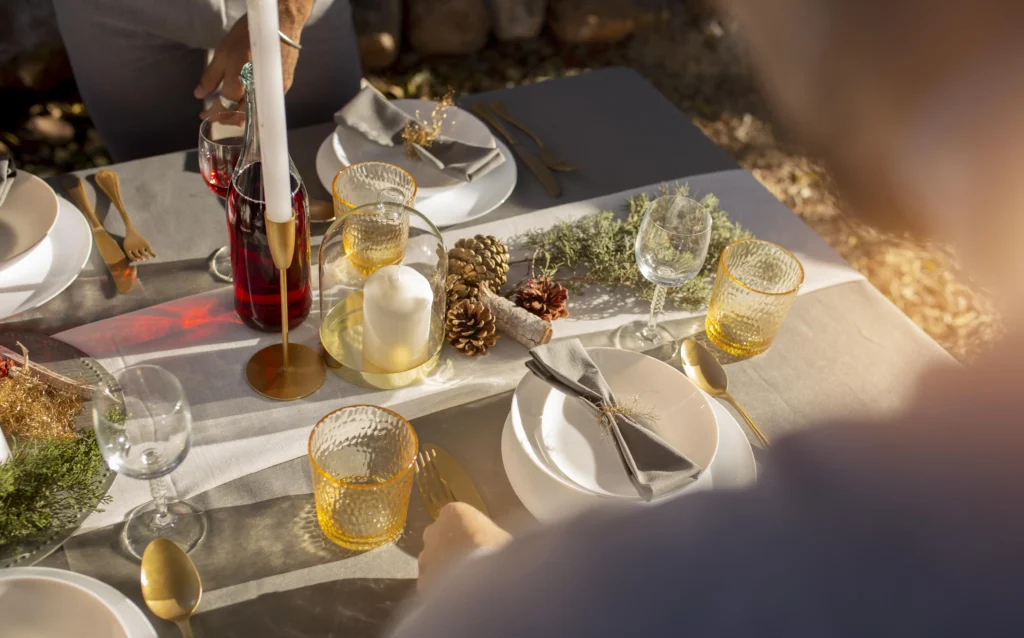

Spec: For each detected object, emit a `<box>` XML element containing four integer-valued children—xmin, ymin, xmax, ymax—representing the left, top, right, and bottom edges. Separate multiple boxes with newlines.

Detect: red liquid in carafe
<box><xmin>226</xmin><ymin>160</ymin><xmax>311</xmax><ymax>331</ymax></box>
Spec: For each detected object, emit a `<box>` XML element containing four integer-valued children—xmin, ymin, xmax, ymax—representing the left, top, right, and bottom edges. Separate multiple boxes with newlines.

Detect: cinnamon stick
<box><xmin>0</xmin><ymin>343</ymin><xmax>94</xmax><ymax>398</ymax></box>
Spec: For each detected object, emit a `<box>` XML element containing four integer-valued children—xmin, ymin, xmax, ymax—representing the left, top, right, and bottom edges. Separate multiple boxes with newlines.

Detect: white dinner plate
<box><xmin>0</xmin><ymin>171</ymin><xmax>60</xmax><ymax>264</ymax></box>
<box><xmin>0</xmin><ymin>196</ymin><xmax>93</xmax><ymax>320</ymax></box>
<box><xmin>315</xmin><ymin>100</ymin><xmax>517</xmax><ymax>228</ymax></box>
<box><xmin>0</xmin><ymin>567</ymin><xmax>156</xmax><ymax>637</ymax></box>
<box><xmin>512</xmin><ymin>347</ymin><xmax>719</xmax><ymax>500</ymax></box>
<box><xmin>503</xmin><ymin>393</ymin><xmax>757</xmax><ymax>523</ymax></box>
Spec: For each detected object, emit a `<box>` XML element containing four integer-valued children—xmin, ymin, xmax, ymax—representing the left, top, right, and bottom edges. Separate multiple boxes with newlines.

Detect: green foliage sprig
<box><xmin>521</xmin><ymin>184</ymin><xmax>753</xmax><ymax>310</ymax></box>
<box><xmin>0</xmin><ymin>431</ymin><xmax>111</xmax><ymax>552</ymax></box>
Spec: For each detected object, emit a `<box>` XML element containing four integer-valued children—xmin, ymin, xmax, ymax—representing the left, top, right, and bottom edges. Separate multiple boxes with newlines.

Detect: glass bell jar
<box><xmin>319</xmin><ymin>202</ymin><xmax>447</xmax><ymax>389</ymax></box>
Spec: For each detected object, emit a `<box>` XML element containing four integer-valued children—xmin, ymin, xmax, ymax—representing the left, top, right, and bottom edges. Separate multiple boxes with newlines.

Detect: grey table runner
<box><xmin>59</xmin><ymin>282</ymin><xmax>956</xmax><ymax>637</ymax></box>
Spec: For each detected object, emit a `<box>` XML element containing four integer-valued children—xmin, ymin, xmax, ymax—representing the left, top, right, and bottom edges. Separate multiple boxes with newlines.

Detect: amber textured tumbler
<box><xmin>705</xmin><ymin>239</ymin><xmax>804</xmax><ymax>357</ymax></box>
<box><xmin>332</xmin><ymin>161</ymin><xmax>417</xmax><ymax>218</ymax></box>
<box><xmin>309</xmin><ymin>405</ymin><xmax>418</xmax><ymax>550</ymax></box>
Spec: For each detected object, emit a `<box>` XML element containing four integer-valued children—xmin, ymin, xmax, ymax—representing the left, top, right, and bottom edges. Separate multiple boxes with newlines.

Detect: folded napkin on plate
<box><xmin>334</xmin><ymin>85</ymin><xmax>505</xmax><ymax>183</ymax></box>
<box><xmin>526</xmin><ymin>339</ymin><xmax>702</xmax><ymax>501</ymax></box>
<box><xmin>0</xmin><ymin>155</ymin><xmax>15</xmax><ymax>208</ymax></box>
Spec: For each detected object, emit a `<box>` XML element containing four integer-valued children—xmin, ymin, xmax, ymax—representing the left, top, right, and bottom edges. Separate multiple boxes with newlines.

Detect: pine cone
<box><xmin>447</xmin><ymin>235</ymin><xmax>510</xmax><ymax>290</ymax></box>
<box><xmin>515</xmin><ymin>277</ymin><xmax>570</xmax><ymax>321</ymax></box>
<box><xmin>446</xmin><ymin>300</ymin><xmax>499</xmax><ymax>356</ymax></box>
<box><xmin>445</xmin><ymin>274</ymin><xmax>478</xmax><ymax>308</ymax></box>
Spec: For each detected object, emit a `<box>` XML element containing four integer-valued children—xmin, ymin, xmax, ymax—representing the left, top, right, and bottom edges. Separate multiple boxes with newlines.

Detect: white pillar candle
<box><xmin>246</xmin><ymin>0</ymin><xmax>292</xmax><ymax>223</ymax></box>
<box><xmin>362</xmin><ymin>265</ymin><xmax>433</xmax><ymax>373</ymax></box>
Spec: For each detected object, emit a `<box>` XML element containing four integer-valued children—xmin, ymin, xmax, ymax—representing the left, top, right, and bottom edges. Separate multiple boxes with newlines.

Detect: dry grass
<box><xmin>371</xmin><ymin>3</ymin><xmax>1001</xmax><ymax>361</ymax></box>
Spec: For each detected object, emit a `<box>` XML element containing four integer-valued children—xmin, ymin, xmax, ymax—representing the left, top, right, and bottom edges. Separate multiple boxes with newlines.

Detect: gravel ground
<box><xmin>1</xmin><ymin>3</ymin><xmax>999</xmax><ymax>360</ymax></box>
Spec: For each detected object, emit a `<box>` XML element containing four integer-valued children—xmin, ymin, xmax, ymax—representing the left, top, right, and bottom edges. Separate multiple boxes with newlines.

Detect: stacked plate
<box><xmin>502</xmin><ymin>347</ymin><xmax>757</xmax><ymax>522</ymax></box>
<box><xmin>0</xmin><ymin>172</ymin><xmax>93</xmax><ymax>321</ymax></box>
<box><xmin>0</xmin><ymin>568</ymin><xmax>156</xmax><ymax>637</ymax></box>
<box><xmin>316</xmin><ymin>99</ymin><xmax>518</xmax><ymax>228</ymax></box>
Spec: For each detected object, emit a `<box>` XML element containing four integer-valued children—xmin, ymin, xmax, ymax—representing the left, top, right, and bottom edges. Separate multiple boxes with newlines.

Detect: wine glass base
<box><xmin>209</xmin><ymin>245</ymin><xmax>233</xmax><ymax>283</ymax></box>
<box><xmin>122</xmin><ymin>500</ymin><xmax>208</xmax><ymax>560</ymax></box>
<box><xmin>613</xmin><ymin>321</ymin><xmax>679</xmax><ymax>362</ymax></box>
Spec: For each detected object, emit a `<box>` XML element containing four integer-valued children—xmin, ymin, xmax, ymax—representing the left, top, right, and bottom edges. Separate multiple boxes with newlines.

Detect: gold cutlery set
<box><xmin>415</xmin><ymin>444</ymin><xmax>489</xmax><ymax>520</ymax></box>
<box><xmin>63</xmin><ymin>170</ymin><xmax>156</xmax><ymax>294</ymax></box>
<box><xmin>471</xmin><ymin>100</ymin><xmax>577</xmax><ymax>197</ymax></box>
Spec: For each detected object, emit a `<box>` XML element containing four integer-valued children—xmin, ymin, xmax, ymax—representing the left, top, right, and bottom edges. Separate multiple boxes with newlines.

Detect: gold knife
<box><xmin>423</xmin><ymin>443</ymin><xmax>489</xmax><ymax>517</ymax></box>
<box><xmin>64</xmin><ymin>176</ymin><xmax>135</xmax><ymax>294</ymax></box>
<box><xmin>470</xmin><ymin>102</ymin><xmax>561</xmax><ymax>198</ymax></box>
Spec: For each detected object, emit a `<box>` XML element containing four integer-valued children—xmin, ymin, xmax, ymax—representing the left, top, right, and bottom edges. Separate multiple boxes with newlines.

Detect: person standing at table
<box><xmin>51</xmin><ymin>0</ymin><xmax>361</xmax><ymax>162</ymax></box>
<box><xmin>394</xmin><ymin>1</ymin><xmax>1024</xmax><ymax>636</ymax></box>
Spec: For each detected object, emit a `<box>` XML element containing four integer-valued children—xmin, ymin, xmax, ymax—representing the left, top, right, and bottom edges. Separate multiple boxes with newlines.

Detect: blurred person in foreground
<box><xmin>393</xmin><ymin>1</ymin><xmax>1024</xmax><ymax>636</ymax></box>
<box><xmin>52</xmin><ymin>0</ymin><xmax>360</xmax><ymax>162</ymax></box>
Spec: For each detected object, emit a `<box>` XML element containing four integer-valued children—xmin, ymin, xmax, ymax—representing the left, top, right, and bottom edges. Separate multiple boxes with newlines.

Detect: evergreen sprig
<box><xmin>0</xmin><ymin>431</ymin><xmax>111</xmax><ymax>552</ymax></box>
<box><xmin>522</xmin><ymin>184</ymin><xmax>753</xmax><ymax>309</ymax></box>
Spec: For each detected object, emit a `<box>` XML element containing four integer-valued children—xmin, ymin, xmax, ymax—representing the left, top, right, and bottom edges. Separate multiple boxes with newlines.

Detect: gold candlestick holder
<box><xmin>246</xmin><ymin>215</ymin><xmax>327</xmax><ymax>400</ymax></box>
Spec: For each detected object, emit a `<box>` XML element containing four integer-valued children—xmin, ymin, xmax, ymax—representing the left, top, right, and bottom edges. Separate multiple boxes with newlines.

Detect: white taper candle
<box><xmin>246</xmin><ymin>0</ymin><xmax>292</xmax><ymax>223</ymax></box>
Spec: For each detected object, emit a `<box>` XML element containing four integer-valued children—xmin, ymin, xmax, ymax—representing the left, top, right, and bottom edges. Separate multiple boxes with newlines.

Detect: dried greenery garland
<box><xmin>521</xmin><ymin>184</ymin><xmax>753</xmax><ymax>310</ymax></box>
<box><xmin>0</xmin><ymin>433</ymin><xmax>110</xmax><ymax>550</ymax></box>
<box><xmin>0</xmin><ymin>366</ymin><xmax>110</xmax><ymax>554</ymax></box>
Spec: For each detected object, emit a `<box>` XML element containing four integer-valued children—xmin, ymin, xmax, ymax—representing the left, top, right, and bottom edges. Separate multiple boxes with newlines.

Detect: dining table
<box><xmin>5</xmin><ymin>67</ymin><xmax>956</xmax><ymax>637</ymax></box>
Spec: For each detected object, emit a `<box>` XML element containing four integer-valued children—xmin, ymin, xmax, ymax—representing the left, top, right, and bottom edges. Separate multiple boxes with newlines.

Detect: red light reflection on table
<box><xmin>74</xmin><ymin>293</ymin><xmax>244</xmax><ymax>359</ymax></box>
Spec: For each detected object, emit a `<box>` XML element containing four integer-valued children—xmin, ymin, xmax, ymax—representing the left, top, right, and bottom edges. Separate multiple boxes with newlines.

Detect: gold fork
<box><xmin>489</xmin><ymin>100</ymin><xmax>578</xmax><ymax>172</ymax></box>
<box><xmin>415</xmin><ymin>448</ymin><xmax>455</xmax><ymax>520</ymax></box>
<box><xmin>95</xmin><ymin>169</ymin><xmax>156</xmax><ymax>261</ymax></box>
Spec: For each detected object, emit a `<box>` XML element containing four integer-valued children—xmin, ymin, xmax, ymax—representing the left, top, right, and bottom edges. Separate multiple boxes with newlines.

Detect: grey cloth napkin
<box><xmin>334</xmin><ymin>85</ymin><xmax>505</xmax><ymax>183</ymax></box>
<box><xmin>0</xmin><ymin>155</ymin><xmax>15</xmax><ymax>208</ymax></box>
<box><xmin>526</xmin><ymin>339</ymin><xmax>702</xmax><ymax>501</ymax></box>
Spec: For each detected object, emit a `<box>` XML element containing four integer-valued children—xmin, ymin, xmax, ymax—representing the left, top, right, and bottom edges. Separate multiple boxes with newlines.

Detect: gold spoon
<box><xmin>680</xmin><ymin>339</ymin><xmax>771</xmax><ymax>448</ymax></box>
<box><xmin>140</xmin><ymin>539</ymin><xmax>202</xmax><ymax>638</ymax></box>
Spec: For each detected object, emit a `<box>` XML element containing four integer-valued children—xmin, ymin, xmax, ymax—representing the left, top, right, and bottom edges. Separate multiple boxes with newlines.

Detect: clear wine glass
<box><xmin>614</xmin><ymin>195</ymin><xmax>712</xmax><ymax>360</ymax></box>
<box><xmin>92</xmin><ymin>364</ymin><xmax>207</xmax><ymax>559</ymax></box>
<box><xmin>199</xmin><ymin>110</ymin><xmax>245</xmax><ymax>284</ymax></box>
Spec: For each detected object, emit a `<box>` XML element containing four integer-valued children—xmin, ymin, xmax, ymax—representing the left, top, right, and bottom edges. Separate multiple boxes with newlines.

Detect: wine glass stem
<box><xmin>642</xmin><ymin>285</ymin><xmax>667</xmax><ymax>340</ymax></box>
<box><xmin>149</xmin><ymin>477</ymin><xmax>172</xmax><ymax>528</ymax></box>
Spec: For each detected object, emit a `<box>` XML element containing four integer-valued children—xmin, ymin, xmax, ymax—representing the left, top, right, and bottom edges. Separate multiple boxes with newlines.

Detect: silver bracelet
<box><xmin>278</xmin><ymin>30</ymin><xmax>302</xmax><ymax>50</ymax></box>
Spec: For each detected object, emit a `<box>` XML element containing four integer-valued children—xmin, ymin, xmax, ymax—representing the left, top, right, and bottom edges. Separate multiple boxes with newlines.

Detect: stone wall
<box><xmin>357</xmin><ymin>0</ymin><xmax>670</xmax><ymax>69</ymax></box>
<box><xmin>0</xmin><ymin>0</ymin><xmax>670</xmax><ymax>85</ymax></box>
<box><xmin>0</xmin><ymin>0</ymin><xmax>69</xmax><ymax>91</ymax></box>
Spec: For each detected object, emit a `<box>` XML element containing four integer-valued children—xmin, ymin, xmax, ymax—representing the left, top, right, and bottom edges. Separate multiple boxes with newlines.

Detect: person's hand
<box><xmin>194</xmin><ymin>2</ymin><xmax>311</xmax><ymax>120</ymax></box>
<box><xmin>418</xmin><ymin>502</ymin><xmax>511</xmax><ymax>592</ymax></box>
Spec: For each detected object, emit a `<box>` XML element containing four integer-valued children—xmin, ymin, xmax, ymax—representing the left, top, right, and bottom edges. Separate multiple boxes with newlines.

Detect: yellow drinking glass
<box><xmin>309</xmin><ymin>405</ymin><xmax>418</xmax><ymax>550</ymax></box>
<box><xmin>332</xmin><ymin>161</ymin><xmax>417</xmax><ymax>219</ymax></box>
<box><xmin>705</xmin><ymin>239</ymin><xmax>804</xmax><ymax>356</ymax></box>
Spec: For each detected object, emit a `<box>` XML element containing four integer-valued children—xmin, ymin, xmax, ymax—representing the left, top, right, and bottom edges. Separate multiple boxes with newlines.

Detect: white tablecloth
<box><xmin>59</xmin><ymin>168</ymin><xmax>864</xmax><ymax>533</ymax></box>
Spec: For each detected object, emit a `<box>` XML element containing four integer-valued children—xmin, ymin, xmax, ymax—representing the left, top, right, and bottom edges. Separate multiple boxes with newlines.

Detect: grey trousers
<box><xmin>52</xmin><ymin>0</ymin><xmax>361</xmax><ymax>162</ymax></box>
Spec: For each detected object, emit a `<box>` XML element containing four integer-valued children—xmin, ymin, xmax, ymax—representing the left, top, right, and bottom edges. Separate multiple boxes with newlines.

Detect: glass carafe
<box><xmin>227</xmin><ymin>62</ymin><xmax>312</xmax><ymax>331</ymax></box>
